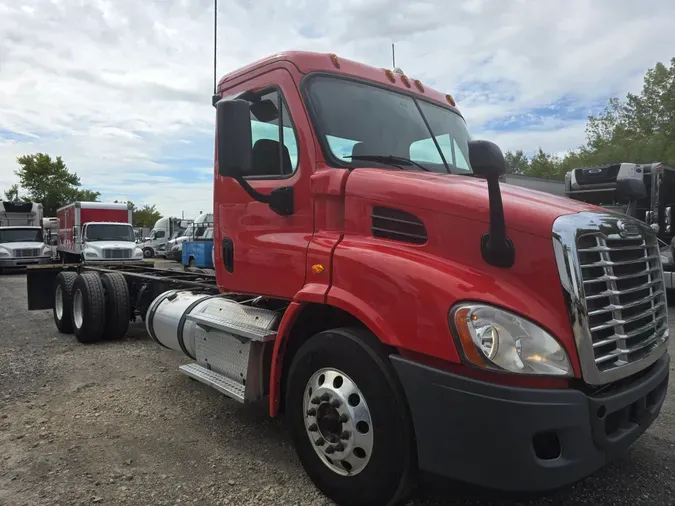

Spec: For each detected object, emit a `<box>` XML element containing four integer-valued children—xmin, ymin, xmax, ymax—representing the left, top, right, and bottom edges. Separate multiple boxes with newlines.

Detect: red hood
<box><xmin>344</xmin><ymin>169</ymin><xmax>599</xmax><ymax>238</ymax></box>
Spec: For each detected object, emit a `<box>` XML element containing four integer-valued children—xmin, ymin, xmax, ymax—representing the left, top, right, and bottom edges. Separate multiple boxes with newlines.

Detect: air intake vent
<box><xmin>371</xmin><ymin>207</ymin><xmax>427</xmax><ymax>244</ymax></box>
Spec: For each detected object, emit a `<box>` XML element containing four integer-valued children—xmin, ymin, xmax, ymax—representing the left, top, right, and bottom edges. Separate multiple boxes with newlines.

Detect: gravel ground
<box><xmin>1</xmin><ymin>270</ymin><xmax>674</xmax><ymax>506</ymax></box>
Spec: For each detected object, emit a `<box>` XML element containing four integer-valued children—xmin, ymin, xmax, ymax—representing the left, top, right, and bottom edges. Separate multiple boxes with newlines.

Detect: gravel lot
<box><xmin>1</xmin><ymin>270</ymin><xmax>674</xmax><ymax>506</ymax></box>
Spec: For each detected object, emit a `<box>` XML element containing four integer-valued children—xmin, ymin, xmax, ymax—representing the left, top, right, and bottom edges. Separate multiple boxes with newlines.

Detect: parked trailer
<box><xmin>26</xmin><ymin>51</ymin><xmax>670</xmax><ymax>506</ymax></box>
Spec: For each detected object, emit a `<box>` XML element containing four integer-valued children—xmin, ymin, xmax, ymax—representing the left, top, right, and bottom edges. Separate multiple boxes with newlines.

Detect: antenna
<box><xmin>212</xmin><ymin>0</ymin><xmax>219</xmax><ymax>106</ymax></box>
<box><xmin>392</xmin><ymin>43</ymin><xmax>395</xmax><ymax>68</ymax></box>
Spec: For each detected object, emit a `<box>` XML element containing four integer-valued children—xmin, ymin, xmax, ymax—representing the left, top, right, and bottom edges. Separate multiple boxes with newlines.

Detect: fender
<box><xmin>268</xmin><ymin>287</ymin><xmax>402</xmax><ymax>417</ymax></box>
<box><xmin>269</xmin><ymin>301</ymin><xmax>305</xmax><ymax>417</ymax></box>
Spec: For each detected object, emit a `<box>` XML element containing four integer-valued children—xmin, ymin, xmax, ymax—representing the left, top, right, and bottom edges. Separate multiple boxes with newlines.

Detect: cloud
<box><xmin>0</xmin><ymin>0</ymin><xmax>673</xmax><ymax>218</ymax></box>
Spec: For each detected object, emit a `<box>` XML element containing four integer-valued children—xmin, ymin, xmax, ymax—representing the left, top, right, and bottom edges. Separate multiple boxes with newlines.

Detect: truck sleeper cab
<box><xmin>27</xmin><ymin>52</ymin><xmax>669</xmax><ymax>506</ymax></box>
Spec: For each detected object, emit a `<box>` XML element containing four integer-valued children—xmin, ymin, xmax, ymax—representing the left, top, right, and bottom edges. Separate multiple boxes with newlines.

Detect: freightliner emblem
<box><xmin>617</xmin><ymin>219</ymin><xmax>640</xmax><ymax>237</ymax></box>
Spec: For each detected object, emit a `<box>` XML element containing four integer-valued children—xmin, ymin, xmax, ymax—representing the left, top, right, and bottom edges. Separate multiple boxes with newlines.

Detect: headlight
<box><xmin>85</xmin><ymin>250</ymin><xmax>99</xmax><ymax>258</ymax></box>
<box><xmin>451</xmin><ymin>304</ymin><xmax>572</xmax><ymax>376</ymax></box>
<box><xmin>134</xmin><ymin>249</ymin><xmax>143</xmax><ymax>257</ymax></box>
<box><xmin>0</xmin><ymin>249</ymin><xmax>9</xmax><ymax>257</ymax></box>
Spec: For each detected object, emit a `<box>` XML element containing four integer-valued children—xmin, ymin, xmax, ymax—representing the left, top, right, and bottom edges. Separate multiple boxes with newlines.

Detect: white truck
<box><xmin>0</xmin><ymin>201</ymin><xmax>52</xmax><ymax>272</ymax></box>
<box><xmin>140</xmin><ymin>217</ymin><xmax>192</xmax><ymax>258</ymax></box>
<box><xmin>57</xmin><ymin>202</ymin><xmax>144</xmax><ymax>263</ymax></box>
<box><xmin>166</xmin><ymin>213</ymin><xmax>213</xmax><ymax>261</ymax></box>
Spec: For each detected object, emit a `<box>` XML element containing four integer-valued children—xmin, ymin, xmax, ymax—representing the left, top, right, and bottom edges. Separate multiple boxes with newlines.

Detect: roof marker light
<box><xmin>446</xmin><ymin>94</ymin><xmax>456</xmax><ymax>107</ymax></box>
<box><xmin>414</xmin><ymin>79</ymin><xmax>424</xmax><ymax>92</ymax></box>
<box><xmin>400</xmin><ymin>74</ymin><xmax>411</xmax><ymax>88</ymax></box>
<box><xmin>329</xmin><ymin>53</ymin><xmax>340</xmax><ymax>69</ymax></box>
<box><xmin>385</xmin><ymin>69</ymin><xmax>396</xmax><ymax>83</ymax></box>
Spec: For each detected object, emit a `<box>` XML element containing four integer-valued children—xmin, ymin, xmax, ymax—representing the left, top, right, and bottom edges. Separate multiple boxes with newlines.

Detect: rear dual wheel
<box><xmin>53</xmin><ymin>271</ymin><xmax>130</xmax><ymax>343</ymax></box>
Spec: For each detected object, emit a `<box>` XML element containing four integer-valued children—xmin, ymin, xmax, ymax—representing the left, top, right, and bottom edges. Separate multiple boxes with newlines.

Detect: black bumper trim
<box><xmin>390</xmin><ymin>352</ymin><xmax>669</xmax><ymax>492</ymax></box>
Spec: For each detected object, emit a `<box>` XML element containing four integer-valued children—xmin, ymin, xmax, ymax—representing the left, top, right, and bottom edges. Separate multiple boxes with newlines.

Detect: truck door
<box><xmin>214</xmin><ymin>68</ymin><xmax>314</xmax><ymax>299</ymax></box>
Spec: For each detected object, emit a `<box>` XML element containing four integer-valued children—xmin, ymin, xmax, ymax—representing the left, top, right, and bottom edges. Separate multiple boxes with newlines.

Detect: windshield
<box><xmin>305</xmin><ymin>75</ymin><xmax>472</xmax><ymax>174</ymax></box>
<box><xmin>0</xmin><ymin>228</ymin><xmax>43</xmax><ymax>243</ymax></box>
<box><xmin>85</xmin><ymin>224</ymin><xmax>135</xmax><ymax>242</ymax></box>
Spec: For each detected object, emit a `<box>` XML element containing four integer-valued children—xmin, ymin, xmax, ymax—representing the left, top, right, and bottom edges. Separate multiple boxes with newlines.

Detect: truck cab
<box><xmin>0</xmin><ymin>201</ymin><xmax>52</xmax><ymax>271</ymax></box>
<box><xmin>78</xmin><ymin>222</ymin><xmax>143</xmax><ymax>262</ymax></box>
<box><xmin>28</xmin><ymin>51</ymin><xmax>670</xmax><ymax>506</ymax></box>
<box><xmin>0</xmin><ymin>226</ymin><xmax>52</xmax><ymax>271</ymax></box>
<box><xmin>141</xmin><ymin>217</ymin><xmax>192</xmax><ymax>258</ymax></box>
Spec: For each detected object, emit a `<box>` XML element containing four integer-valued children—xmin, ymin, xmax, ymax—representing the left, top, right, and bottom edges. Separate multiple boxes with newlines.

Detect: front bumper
<box><xmin>0</xmin><ymin>256</ymin><xmax>53</xmax><ymax>268</ymax></box>
<box><xmin>83</xmin><ymin>257</ymin><xmax>144</xmax><ymax>263</ymax></box>
<box><xmin>390</xmin><ymin>352</ymin><xmax>669</xmax><ymax>492</ymax></box>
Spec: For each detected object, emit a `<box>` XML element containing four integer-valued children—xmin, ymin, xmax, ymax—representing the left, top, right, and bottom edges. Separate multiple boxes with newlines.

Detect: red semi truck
<box><xmin>26</xmin><ymin>52</ymin><xmax>669</xmax><ymax>506</ymax></box>
<box><xmin>57</xmin><ymin>201</ymin><xmax>143</xmax><ymax>263</ymax></box>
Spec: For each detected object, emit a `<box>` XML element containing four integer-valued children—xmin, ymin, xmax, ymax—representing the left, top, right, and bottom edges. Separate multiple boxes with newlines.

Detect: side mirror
<box><xmin>468</xmin><ymin>139</ymin><xmax>514</xmax><ymax>268</ymax></box>
<box><xmin>469</xmin><ymin>140</ymin><xmax>507</xmax><ymax>179</ymax></box>
<box><xmin>216</xmin><ymin>99</ymin><xmax>252</xmax><ymax>178</ymax></box>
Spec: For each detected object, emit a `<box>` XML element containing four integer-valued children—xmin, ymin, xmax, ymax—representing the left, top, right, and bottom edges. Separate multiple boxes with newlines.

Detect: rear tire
<box><xmin>285</xmin><ymin>328</ymin><xmax>417</xmax><ymax>506</ymax></box>
<box><xmin>71</xmin><ymin>272</ymin><xmax>106</xmax><ymax>344</ymax></box>
<box><xmin>100</xmin><ymin>272</ymin><xmax>130</xmax><ymax>340</ymax></box>
<box><xmin>53</xmin><ymin>271</ymin><xmax>77</xmax><ymax>334</ymax></box>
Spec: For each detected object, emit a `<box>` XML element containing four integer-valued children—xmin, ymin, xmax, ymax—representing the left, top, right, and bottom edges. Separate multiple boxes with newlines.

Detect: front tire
<box><xmin>71</xmin><ymin>272</ymin><xmax>106</xmax><ymax>344</ymax></box>
<box><xmin>285</xmin><ymin>328</ymin><xmax>416</xmax><ymax>506</ymax></box>
<box><xmin>53</xmin><ymin>271</ymin><xmax>77</xmax><ymax>333</ymax></box>
<box><xmin>143</xmin><ymin>248</ymin><xmax>154</xmax><ymax>259</ymax></box>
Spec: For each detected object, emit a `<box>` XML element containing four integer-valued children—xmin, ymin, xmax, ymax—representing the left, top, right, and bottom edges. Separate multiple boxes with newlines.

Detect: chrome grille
<box><xmin>553</xmin><ymin>212</ymin><xmax>669</xmax><ymax>385</ymax></box>
<box><xmin>13</xmin><ymin>248</ymin><xmax>40</xmax><ymax>257</ymax></box>
<box><xmin>577</xmin><ymin>233</ymin><xmax>668</xmax><ymax>371</ymax></box>
<box><xmin>103</xmin><ymin>249</ymin><xmax>132</xmax><ymax>259</ymax></box>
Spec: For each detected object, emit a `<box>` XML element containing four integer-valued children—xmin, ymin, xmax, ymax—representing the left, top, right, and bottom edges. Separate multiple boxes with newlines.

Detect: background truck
<box><xmin>0</xmin><ymin>201</ymin><xmax>52</xmax><ymax>272</ymax></box>
<box><xmin>26</xmin><ymin>51</ymin><xmax>670</xmax><ymax>506</ymax></box>
<box><xmin>181</xmin><ymin>225</ymin><xmax>214</xmax><ymax>271</ymax></box>
<box><xmin>56</xmin><ymin>201</ymin><xmax>143</xmax><ymax>263</ymax></box>
<box><xmin>140</xmin><ymin>217</ymin><xmax>193</xmax><ymax>258</ymax></box>
<box><xmin>564</xmin><ymin>162</ymin><xmax>675</xmax><ymax>288</ymax></box>
<box><xmin>166</xmin><ymin>213</ymin><xmax>212</xmax><ymax>261</ymax></box>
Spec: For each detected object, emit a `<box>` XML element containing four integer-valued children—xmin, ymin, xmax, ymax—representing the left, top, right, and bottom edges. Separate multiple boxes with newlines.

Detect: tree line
<box><xmin>1</xmin><ymin>153</ymin><xmax>162</xmax><ymax>228</ymax></box>
<box><xmin>504</xmin><ymin>56</ymin><xmax>675</xmax><ymax>179</ymax></box>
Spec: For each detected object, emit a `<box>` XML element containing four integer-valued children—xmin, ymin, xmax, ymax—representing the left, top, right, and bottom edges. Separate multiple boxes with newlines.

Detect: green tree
<box><xmin>506</xmin><ymin>56</ymin><xmax>675</xmax><ymax>180</ymax></box>
<box><xmin>3</xmin><ymin>184</ymin><xmax>22</xmax><ymax>202</ymax></box>
<box><xmin>504</xmin><ymin>150</ymin><xmax>530</xmax><ymax>174</ymax></box>
<box><xmin>133</xmin><ymin>204</ymin><xmax>162</xmax><ymax>228</ymax></box>
<box><xmin>12</xmin><ymin>153</ymin><xmax>100</xmax><ymax>215</ymax></box>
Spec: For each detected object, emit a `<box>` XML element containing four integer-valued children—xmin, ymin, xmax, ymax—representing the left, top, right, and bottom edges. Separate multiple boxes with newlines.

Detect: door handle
<box><xmin>222</xmin><ymin>237</ymin><xmax>234</xmax><ymax>273</ymax></box>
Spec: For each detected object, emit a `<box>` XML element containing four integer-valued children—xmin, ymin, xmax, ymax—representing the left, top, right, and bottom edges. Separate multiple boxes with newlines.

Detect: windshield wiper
<box><xmin>345</xmin><ymin>154</ymin><xmax>431</xmax><ymax>172</ymax></box>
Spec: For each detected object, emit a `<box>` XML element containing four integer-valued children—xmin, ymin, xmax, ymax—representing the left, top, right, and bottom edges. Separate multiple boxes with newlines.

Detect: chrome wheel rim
<box><xmin>55</xmin><ymin>285</ymin><xmax>64</xmax><ymax>320</ymax></box>
<box><xmin>73</xmin><ymin>289</ymin><xmax>84</xmax><ymax>329</ymax></box>
<box><xmin>303</xmin><ymin>368</ymin><xmax>374</xmax><ymax>476</ymax></box>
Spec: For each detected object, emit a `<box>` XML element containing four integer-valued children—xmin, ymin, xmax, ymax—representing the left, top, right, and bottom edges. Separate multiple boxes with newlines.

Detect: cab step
<box><xmin>179</xmin><ymin>363</ymin><xmax>245</xmax><ymax>403</ymax></box>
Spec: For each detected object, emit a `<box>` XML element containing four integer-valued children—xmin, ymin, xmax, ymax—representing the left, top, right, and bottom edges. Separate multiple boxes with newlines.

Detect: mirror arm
<box><xmin>234</xmin><ymin>176</ymin><xmax>294</xmax><ymax>216</ymax></box>
<box><xmin>481</xmin><ymin>177</ymin><xmax>515</xmax><ymax>268</ymax></box>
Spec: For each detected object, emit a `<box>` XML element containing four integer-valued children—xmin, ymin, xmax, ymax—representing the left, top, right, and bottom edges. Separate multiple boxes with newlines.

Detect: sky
<box><xmin>1</xmin><ymin>0</ymin><xmax>673</xmax><ymax>219</ymax></box>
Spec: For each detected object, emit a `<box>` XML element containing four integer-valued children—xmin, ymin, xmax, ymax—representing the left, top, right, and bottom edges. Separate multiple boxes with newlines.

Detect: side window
<box><xmin>247</xmin><ymin>89</ymin><xmax>299</xmax><ymax>177</ymax></box>
<box><xmin>155</xmin><ymin>231</ymin><xmax>166</xmax><ymax>239</ymax></box>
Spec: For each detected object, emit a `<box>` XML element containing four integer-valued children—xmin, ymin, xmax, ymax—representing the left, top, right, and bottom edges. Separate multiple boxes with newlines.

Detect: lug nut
<box><xmin>339</xmin><ymin>414</ymin><xmax>348</xmax><ymax>424</ymax></box>
<box><xmin>315</xmin><ymin>437</ymin><xmax>325</xmax><ymax>446</ymax></box>
<box><xmin>311</xmin><ymin>397</ymin><xmax>320</xmax><ymax>405</ymax></box>
<box><xmin>320</xmin><ymin>393</ymin><xmax>330</xmax><ymax>402</ymax></box>
<box><xmin>334</xmin><ymin>443</ymin><xmax>345</xmax><ymax>452</ymax></box>
<box><xmin>307</xmin><ymin>408</ymin><xmax>316</xmax><ymax>416</ymax></box>
<box><xmin>308</xmin><ymin>423</ymin><xmax>318</xmax><ymax>432</ymax></box>
<box><xmin>325</xmin><ymin>445</ymin><xmax>335</xmax><ymax>455</ymax></box>
<box><xmin>330</xmin><ymin>399</ymin><xmax>341</xmax><ymax>408</ymax></box>
<box><xmin>340</xmin><ymin>431</ymin><xmax>350</xmax><ymax>440</ymax></box>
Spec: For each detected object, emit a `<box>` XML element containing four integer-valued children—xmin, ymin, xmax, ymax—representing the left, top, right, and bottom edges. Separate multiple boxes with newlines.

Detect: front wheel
<box><xmin>285</xmin><ymin>328</ymin><xmax>416</xmax><ymax>506</ymax></box>
<box><xmin>143</xmin><ymin>248</ymin><xmax>154</xmax><ymax>259</ymax></box>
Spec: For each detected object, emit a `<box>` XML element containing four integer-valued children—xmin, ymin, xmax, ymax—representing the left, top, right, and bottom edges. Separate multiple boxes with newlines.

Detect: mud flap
<box><xmin>26</xmin><ymin>265</ymin><xmax>74</xmax><ymax>310</ymax></box>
